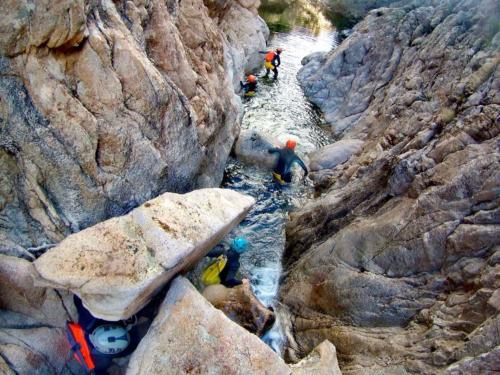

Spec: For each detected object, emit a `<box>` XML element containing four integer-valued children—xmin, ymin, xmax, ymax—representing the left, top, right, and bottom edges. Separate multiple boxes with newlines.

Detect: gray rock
<box><xmin>308</xmin><ymin>139</ymin><xmax>364</xmax><ymax>172</ymax></box>
<box><xmin>233</xmin><ymin>130</ymin><xmax>280</xmax><ymax>169</ymax></box>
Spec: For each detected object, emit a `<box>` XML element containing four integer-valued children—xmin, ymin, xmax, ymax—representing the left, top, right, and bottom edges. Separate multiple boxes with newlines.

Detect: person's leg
<box><xmin>265</xmin><ymin>68</ymin><xmax>270</xmax><ymax>77</ymax></box>
<box><xmin>273</xmin><ymin>66</ymin><xmax>278</xmax><ymax>79</ymax></box>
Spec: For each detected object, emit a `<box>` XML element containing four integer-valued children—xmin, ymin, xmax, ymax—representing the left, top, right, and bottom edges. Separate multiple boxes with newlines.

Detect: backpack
<box><xmin>265</xmin><ymin>51</ymin><xmax>276</xmax><ymax>62</ymax></box>
<box><xmin>201</xmin><ymin>255</ymin><xmax>227</xmax><ymax>286</ymax></box>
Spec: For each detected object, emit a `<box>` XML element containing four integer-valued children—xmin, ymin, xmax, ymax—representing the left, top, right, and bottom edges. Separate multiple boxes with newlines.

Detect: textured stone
<box><xmin>233</xmin><ymin>130</ymin><xmax>280</xmax><ymax>169</ymax></box>
<box><xmin>0</xmin><ymin>254</ymin><xmax>76</xmax><ymax>328</ymax></box>
<box><xmin>34</xmin><ymin>189</ymin><xmax>255</xmax><ymax>320</ymax></box>
<box><xmin>126</xmin><ymin>276</ymin><xmax>290</xmax><ymax>375</ymax></box>
<box><xmin>202</xmin><ymin>279</ymin><xmax>275</xmax><ymax>336</ymax></box>
<box><xmin>290</xmin><ymin>340</ymin><xmax>342</xmax><ymax>375</ymax></box>
<box><xmin>0</xmin><ymin>0</ymin><xmax>267</xmax><ymax>254</ymax></box>
<box><xmin>285</xmin><ymin>0</ymin><xmax>500</xmax><ymax>373</ymax></box>
<box><xmin>308</xmin><ymin>139</ymin><xmax>364</xmax><ymax>172</ymax></box>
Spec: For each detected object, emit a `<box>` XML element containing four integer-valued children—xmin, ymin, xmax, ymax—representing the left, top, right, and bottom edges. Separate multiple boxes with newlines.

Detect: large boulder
<box><xmin>34</xmin><ymin>188</ymin><xmax>255</xmax><ymax>321</ymax></box>
<box><xmin>126</xmin><ymin>276</ymin><xmax>291</xmax><ymax>375</ymax></box>
<box><xmin>202</xmin><ymin>279</ymin><xmax>275</xmax><ymax>336</ymax></box>
<box><xmin>0</xmin><ymin>0</ymin><xmax>266</xmax><ymax>254</ymax></box>
<box><xmin>233</xmin><ymin>130</ymin><xmax>280</xmax><ymax>169</ymax></box>
<box><xmin>307</xmin><ymin>139</ymin><xmax>364</xmax><ymax>172</ymax></box>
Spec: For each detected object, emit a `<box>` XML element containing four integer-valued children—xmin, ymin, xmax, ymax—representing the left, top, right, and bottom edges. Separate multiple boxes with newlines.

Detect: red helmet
<box><xmin>247</xmin><ymin>75</ymin><xmax>257</xmax><ymax>83</ymax></box>
<box><xmin>276</xmin><ymin>47</ymin><xmax>283</xmax><ymax>53</ymax></box>
<box><xmin>286</xmin><ymin>139</ymin><xmax>297</xmax><ymax>149</ymax></box>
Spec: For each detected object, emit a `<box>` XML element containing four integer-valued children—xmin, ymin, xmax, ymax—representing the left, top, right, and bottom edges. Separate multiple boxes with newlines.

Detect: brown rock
<box><xmin>202</xmin><ymin>279</ymin><xmax>275</xmax><ymax>336</ymax></box>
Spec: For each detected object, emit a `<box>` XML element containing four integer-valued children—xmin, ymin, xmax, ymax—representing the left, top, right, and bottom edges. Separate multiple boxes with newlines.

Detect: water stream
<box><xmin>221</xmin><ymin>25</ymin><xmax>339</xmax><ymax>354</ymax></box>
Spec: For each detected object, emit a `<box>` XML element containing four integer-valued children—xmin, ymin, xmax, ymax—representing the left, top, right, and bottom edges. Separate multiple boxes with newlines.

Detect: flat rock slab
<box><xmin>308</xmin><ymin>139</ymin><xmax>364</xmax><ymax>172</ymax></box>
<box><xmin>34</xmin><ymin>189</ymin><xmax>255</xmax><ymax>321</ymax></box>
<box><xmin>126</xmin><ymin>276</ymin><xmax>290</xmax><ymax>375</ymax></box>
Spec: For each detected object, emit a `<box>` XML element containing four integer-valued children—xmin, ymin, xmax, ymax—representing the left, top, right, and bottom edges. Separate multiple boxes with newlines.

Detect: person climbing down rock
<box><xmin>240</xmin><ymin>75</ymin><xmax>258</xmax><ymax>97</ymax></box>
<box><xmin>203</xmin><ymin>237</ymin><xmax>249</xmax><ymax>287</ymax></box>
<box><xmin>259</xmin><ymin>48</ymin><xmax>282</xmax><ymax>79</ymax></box>
<box><xmin>268</xmin><ymin>139</ymin><xmax>308</xmax><ymax>184</ymax></box>
<box><xmin>69</xmin><ymin>296</ymin><xmax>140</xmax><ymax>374</ymax></box>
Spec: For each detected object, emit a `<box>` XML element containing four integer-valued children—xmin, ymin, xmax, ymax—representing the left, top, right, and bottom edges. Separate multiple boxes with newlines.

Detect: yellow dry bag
<box><xmin>201</xmin><ymin>255</ymin><xmax>227</xmax><ymax>286</ymax></box>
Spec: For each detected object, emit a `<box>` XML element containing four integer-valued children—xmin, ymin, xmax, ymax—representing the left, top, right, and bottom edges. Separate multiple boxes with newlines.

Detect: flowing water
<box><xmin>219</xmin><ymin>26</ymin><xmax>339</xmax><ymax>354</ymax></box>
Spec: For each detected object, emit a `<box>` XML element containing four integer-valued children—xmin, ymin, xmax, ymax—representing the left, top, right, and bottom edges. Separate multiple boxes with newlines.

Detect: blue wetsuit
<box><xmin>268</xmin><ymin>147</ymin><xmax>308</xmax><ymax>182</ymax></box>
<box><xmin>207</xmin><ymin>245</ymin><xmax>242</xmax><ymax>287</ymax></box>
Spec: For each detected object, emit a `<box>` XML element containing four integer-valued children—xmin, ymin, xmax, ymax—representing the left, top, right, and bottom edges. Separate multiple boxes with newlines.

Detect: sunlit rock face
<box><xmin>0</xmin><ymin>0</ymin><xmax>268</xmax><ymax>253</ymax></box>
<box><xmin>286</xmin><ymin>0</ymin><xmax>500</xmax><ymax>373</ymax></box>
<box><xmin>34</xmin><ymin>189</ymin><xmax>255</xmax><ymax>321</ymax></box>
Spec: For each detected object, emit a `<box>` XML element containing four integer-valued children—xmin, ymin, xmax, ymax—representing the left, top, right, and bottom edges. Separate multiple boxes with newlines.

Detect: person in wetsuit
<box><xmin>206</xmin><ymin>237</ymin><xmax>248</xmax><ymax>287</ymax></box>
<box><xmin>259</xmin><ymin>48</ymin><xmax>282</xmax><ymax>79</ymax></box>
<box><xmin>240</xmin><ymin>75</ymin><xmax>258</xmax><ymax>96</ymax></box>
<box><xmin>268</xmin><ymin>139</ymin><xmax>308</xmax><ymax>183</ymax></box>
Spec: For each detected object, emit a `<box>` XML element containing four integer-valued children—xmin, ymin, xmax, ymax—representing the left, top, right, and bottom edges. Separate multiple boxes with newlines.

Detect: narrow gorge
<box><xmin>0</xmin><ymin>0</ymin><xmax>499</xmax><ymax>374</ymax></box>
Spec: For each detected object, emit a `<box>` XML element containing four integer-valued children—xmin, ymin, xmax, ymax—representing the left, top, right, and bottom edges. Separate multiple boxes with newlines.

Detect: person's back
<box><xmin>206</xmin><ymin>237</ymin><xmax>248</xmax><ymax>287</ymax></box>
<box><xmin>268</xmin><ymin>140</ymin><xmax>308</xmax><ymax>183</ymax></box>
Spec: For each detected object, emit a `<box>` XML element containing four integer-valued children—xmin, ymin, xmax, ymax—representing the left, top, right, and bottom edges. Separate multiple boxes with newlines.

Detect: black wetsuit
<box><xmin>207</xmin><ymin>245</ymin><xmax>242</xmax><ymax>287</ymax></box>
<box><xmin>240</xmin><ymin>80</ymin><xmax>257</xmax><ymax>94</ymax></box>
<box><xmin>74</xmin><ymin>296</ymin><xmax>139</xmax><ymax>375</ymax></box>
<box><xmin>268</xmin><ymin>147</ymin><xmax>308</xmax><ymax>182</ymax></box>
<box><xmin>260</xmin><ymin>51</ymin><xmax>281</xmax><ymax>78</ymax></box>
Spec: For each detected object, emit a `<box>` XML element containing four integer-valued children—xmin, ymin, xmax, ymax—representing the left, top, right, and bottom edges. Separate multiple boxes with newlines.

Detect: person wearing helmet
<box><xmin>206</xmin><ymin>236</ymin><xmax>249</xmax><ymax>287</ymax></box>
<box><xmin>259</xmin><ymin>47</ymin><xmax>282</xmax><ymax>79</ymax></box>
<box><xmin>268</xmin><ymin>139</ymin><xmax>308</xmax><ymax>183</ymax></box>
<box><xmin>72</xmin><ymin>296</ymin><xmax>139</xmax><ymax>374</ymax></box>
<box><xmin>240</xmin><ymin>75</ymin><xmax>258</xmax><ymax>96</ymax></box>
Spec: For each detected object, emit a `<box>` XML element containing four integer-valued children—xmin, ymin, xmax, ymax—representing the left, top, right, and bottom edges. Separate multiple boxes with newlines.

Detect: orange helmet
<box><xmin>247</xmin><ymin>75</ymin><xmax>257</xmax><ymax>83</ymax></box>
<box><xmin>286</xmin><ymin>139</ymin><xmax>297</xmax><ymax>149</ymax></box>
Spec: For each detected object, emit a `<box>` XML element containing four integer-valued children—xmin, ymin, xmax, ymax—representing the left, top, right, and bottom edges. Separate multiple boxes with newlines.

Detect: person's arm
<box><xmin>240</xmin><ymin>81</ymin><xmax>248</xmax><ymax>90</ymax></box>
<box><xmin>295</xmin><ymin>155</ymin><xmax>308</xmax><ymax>175</ymax></box>
<box><xmin>207</xmin><ymin>245</ymin><xmax>225</xmax><ymax>257</ymax></box>
<box><xmin>258</xmin><ymin>50</ymin><xmax>269</xmax><ymax>54</ymax></box>
<box><xmin>268</xmin><ymin>147</ymin><xmax>280</xmax><ymax>154</ymax></box>
<box><xmin>275</xmin><ymin>54</ymin><xmax>281</xmax><ymax>67</ymax></box>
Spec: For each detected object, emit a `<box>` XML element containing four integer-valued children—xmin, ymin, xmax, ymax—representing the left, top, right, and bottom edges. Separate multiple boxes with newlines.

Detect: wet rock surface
<box><xmin>285</xmin><ymin>0</ymin><xmax>500</xmax><ymax>373</ymax></box>
<box><xmin>202</xmin><ymin>279</ymin><xmax>275</xmax><ymax>336</ymax></box>
<box><xmin>233</xmin><ymin>129</ymin><xmax>280</xmax><ymax>169</ymax></box>
<box><xmin>0</xmin><ymin>0</ymin><xmax>267</xmax><ymax>254</ymax></box>
<box><xmin>33</xmin><ymin>188</ymin><xmax>254</xmax><ymax>321</ymax></box>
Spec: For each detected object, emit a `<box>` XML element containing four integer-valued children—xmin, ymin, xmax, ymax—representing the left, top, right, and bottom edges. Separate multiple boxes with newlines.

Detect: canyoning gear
<box><xmin>240</xmin><ymin>76</ymin><xmax>258</xmax><ymax>96</ymax></box>
<box><xmin>265</xmin><ymin>51</ymin><xmax>276</xmax><ymax>62</ymax></box>
<box><xmin>202</xmin><ymin>255</ymin><xmax>228</xmax><ymax>285</ymax></box>
<box><xmin>89</xmin><ymin>325</ymin><xmax>130</xmax><ymax>356</ymax></box>
<box><xmin>66</xmin><ymin>322</ymin><xmax>96</xmax><ymax>374</ymax></box>
<box><xmin>244</xmin><ymin>91</ymin><xmax>256</xmax><ymax>97</ymax></box>
<box><xmin>207</xmin><ymin>245</ymin><xmax>243</xmax><ymax>287</ymax></box>
<box><xmin>260</xmin><ymin>50</ymin><xmax>281</xmax><ymax>79</ymax></box>
<box><xmin>286</xmin><ymin>139</ymin><xmax>297</xmax><ymax>150</ymax></box>
<box><xmin>232</xmin><ymin>237</ymin><xmax>248</xmax><ymax>254</ymax></box>
<box><xmin>268</xmin><ymin>146</ymin><xmax>308</xmax><ymax>183</ymax></box>
<box><xmin>272</xmin><ymin>172</ymin><xmax>287</xmax><ymax>185</ymax></box>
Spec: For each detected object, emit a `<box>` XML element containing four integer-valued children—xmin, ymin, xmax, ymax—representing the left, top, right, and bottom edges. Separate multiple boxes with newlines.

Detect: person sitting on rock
<box><xmin>268</xmin><ymin>139</ymin><xmax>308</xmax><ymax>184</ymax></box>
<box><xmin>240</xmin><ymin>75</ymin><xmax>258</xmax><ymax>97</ymax></box>
<box><xmin>259</xmin><ymin>48</ymin><xmax>282</xmax><ymax>79</ymax></box>
<box><xmin>206</xmin><ymin>237</ymin><xmax>248</xmax><ymax>287</ymax></box>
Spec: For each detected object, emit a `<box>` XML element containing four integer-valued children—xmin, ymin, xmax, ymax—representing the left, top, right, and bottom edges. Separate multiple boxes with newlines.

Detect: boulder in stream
<box><xmin>34</xmin><ymin>188</ymin><xmax>255</xmax><ymax>321</ymax></box>
<box><xmin>233</xmin><ymin>130</ymin><xmax>280</xmax><ymax>169</ymax></box>
<box><xmin>202</xmin><ymin>279</ymin><xmax>275</xmax><ymax>336</ymax></box>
